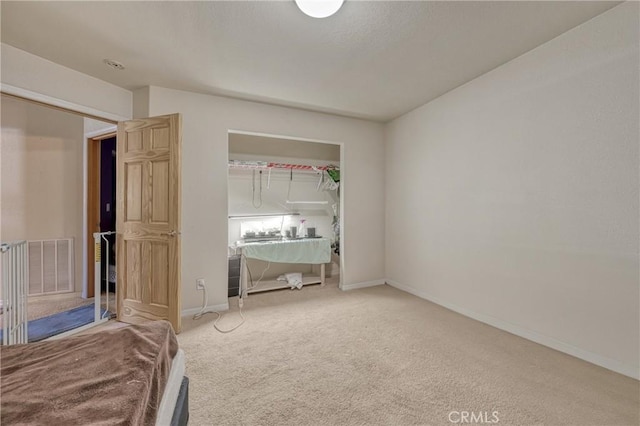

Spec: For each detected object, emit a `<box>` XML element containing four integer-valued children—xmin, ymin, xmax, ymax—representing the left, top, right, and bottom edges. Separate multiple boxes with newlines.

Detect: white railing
<box><xmin>1</xmin><ymin>241</ymin><xmax>29</xmax><ymax>345</ymax></box>
<box><xmin>27</xmin><ymin>238</ymin><xmax>74</xmax><ymax>296</ymax></box>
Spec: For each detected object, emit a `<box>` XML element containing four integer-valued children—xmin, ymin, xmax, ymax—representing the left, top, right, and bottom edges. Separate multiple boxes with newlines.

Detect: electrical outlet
<box><xmin>196</xmin><ymin>278</ymin><xmax>205</xmax><ymax>290</ymax></box>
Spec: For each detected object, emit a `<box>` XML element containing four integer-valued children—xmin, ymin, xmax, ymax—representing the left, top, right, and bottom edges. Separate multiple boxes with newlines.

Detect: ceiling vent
<box><xmin>103</xmin><ymin>59</ymin><xmax>125</xmax><ymax>70</ymax></box>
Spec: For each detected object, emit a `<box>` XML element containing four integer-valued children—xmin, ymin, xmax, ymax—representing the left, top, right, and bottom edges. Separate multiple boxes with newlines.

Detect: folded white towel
<box><xmin>284</xmin><ymin>272</ymin><xmax>303</xmax><ymax>290</ymax></box>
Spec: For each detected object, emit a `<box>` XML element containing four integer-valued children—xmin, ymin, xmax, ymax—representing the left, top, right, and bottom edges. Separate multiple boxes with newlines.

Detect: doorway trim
<box><xmin>227</xmin><ymin>129</ymin><xmax>345</xmax><ymax>289</ymax></box>
<box><xmin>1</xmin><ymin>84</ymin><xmax>124</xmax><ymax>123</ymax></box>
<box><xmin>82</xmin><ymin>127</ymin><xmax>117</xmax><ymax>299</ymax></box>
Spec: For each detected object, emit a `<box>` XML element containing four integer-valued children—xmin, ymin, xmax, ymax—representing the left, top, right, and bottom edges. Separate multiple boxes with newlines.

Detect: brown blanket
<box><xmin>0</xmin><ymin>320</ymin><xmax>178</xmax><ymax>426</ymax></box>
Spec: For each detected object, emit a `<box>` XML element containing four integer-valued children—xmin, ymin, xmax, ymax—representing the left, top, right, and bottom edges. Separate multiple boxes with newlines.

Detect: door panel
<box><xmin>150</xmin><ymin>242</ymin><xmax>169</xmax><ymax>306</ymax></box>
<box><xmin>151</xmin><ymin>161</ymin><xmax>170</xmax><ymax>223</ymax></box>
<box><xmin>116</xmin><ymin>114</ymin><xmax>181</xmax><ymax>332</ymax></box>
<box><xmin>126</xmin><ymin>131</ymin><xmax>143</xmax><ymax>152</ymax></box>
<box><xmin>152</xmin><ymin>127</ymin><xmax>170</xmax><ymax>149</ymax></box>
<box><xmin>124</xmin><ymin>240</ymin><xmax>142</xmax><ymax>301</ymax></box>
<box><xmin>125</xmin><ymin>163</ymin><xmax>143</xmax><ymax>221</ymax></box>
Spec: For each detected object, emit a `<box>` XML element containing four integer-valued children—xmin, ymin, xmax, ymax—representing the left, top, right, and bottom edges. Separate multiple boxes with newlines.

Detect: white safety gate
<box><xmin>1</xmin><ymin>241</ymin><xmax>29</xmax><ymax>345</ymax></box>
<box><xmin>93</xmin><ymin>232</ymin><xmax>115</xmax><ymax>322</ymax></box>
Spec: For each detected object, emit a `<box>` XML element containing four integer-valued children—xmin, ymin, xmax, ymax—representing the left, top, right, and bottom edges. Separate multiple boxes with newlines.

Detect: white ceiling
<box><xmin>0</xmin><ymin>1</ymin><xmax>619</xmax><ymax>122</ymax></box>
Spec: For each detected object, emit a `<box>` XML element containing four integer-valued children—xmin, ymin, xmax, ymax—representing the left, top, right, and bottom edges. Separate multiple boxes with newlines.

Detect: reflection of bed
<box><xmin>0</xmin><ymin>320</ymin><xmax>188</xmax><ymax>425</ymax></box>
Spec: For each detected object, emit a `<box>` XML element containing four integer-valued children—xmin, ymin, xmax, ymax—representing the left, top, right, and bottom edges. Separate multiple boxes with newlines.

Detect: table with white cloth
<box><xmin>236</xmin><ymin>238</ymin><xmax>331</xmax><ymax>295</ymax></box>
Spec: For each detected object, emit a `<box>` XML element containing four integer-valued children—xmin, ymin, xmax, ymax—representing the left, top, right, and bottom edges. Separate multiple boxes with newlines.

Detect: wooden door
<box><xmin>116</xmin><ymin>114</ymin><xmax>182</xmax><ymax>332</ymax></box>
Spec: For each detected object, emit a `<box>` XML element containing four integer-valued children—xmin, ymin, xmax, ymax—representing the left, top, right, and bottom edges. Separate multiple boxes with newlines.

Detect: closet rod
<box><xmin>229</xmin><ymin>213</ymin><xmax>300</xmax><ymax>219</ymax></box>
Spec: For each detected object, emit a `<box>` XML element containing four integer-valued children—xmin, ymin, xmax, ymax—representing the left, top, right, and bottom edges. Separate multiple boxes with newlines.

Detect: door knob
<box><xmin>163</xmin><ymin>230</ymin><xmax>179</xmax><ymax>237</ymax></box>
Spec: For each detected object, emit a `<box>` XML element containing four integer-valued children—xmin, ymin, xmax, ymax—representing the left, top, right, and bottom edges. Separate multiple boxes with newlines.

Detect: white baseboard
<box><xmin>28</xmin><ymin>291</ymin><xmax>83</xmax><ymax>301</ymax></box>
<box><xmin>181</xmin><ymin>302</ymin><xmax>229</xmax><ymax>318</ymax></box>
<box><xmin>340</xmin><ymin>279</ymin><xmax>386</xmax><ymax>291</ymax></box>
<box><xmin>386</xmin><ymin>279</ymin><xmax>639</xmax><ymax>380</ymax></box>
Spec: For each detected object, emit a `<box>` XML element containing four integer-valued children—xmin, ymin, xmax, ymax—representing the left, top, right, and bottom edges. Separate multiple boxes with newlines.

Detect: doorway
<box><xmin>0</xmin><ymin>94</ymin><xmax>116</xmax><ymax>342</ymax></box>
<box><xmin>99</xmin><ymin>136</ymin><xmax>117</xmax><ymax>294</ymax></box>
<box><xmin>86</xmin><ymin>132</ymin><xmax>117</xmax><ymax>296</ymax></box>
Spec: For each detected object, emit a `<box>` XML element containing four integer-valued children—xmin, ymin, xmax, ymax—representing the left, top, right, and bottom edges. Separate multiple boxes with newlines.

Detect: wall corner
<box><xmin>132</xmin><ymin>86</ymin><xmax>151</xmax><ymax>119</ymax></box>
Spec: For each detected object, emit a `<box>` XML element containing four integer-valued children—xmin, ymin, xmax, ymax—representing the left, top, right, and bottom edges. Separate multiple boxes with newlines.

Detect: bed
<box><xmin>0</xmin><ymin>320</ymin><xmax>188</xmax><ymax>425</ymax></box>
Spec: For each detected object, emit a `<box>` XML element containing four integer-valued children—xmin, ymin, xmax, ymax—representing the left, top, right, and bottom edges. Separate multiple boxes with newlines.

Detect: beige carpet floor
<box><xmin>177</xmin><ymin>281</ymin><xmax>639</xmax><ymax>426</ymax></box>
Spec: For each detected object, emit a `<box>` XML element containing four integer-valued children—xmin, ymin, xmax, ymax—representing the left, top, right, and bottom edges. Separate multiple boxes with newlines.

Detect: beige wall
<box><xmin>229</xmin><ymin>133</ymin><xmax>340</xmax><ymax>161</ymax></box>
<box><xmin>1</xmin><ymin>43</ymin><xmax>132</xmax><ymax>120</ymax></box>
<box><xmin>1</xmin><ymin>96</ymin><xmax>85</xmax><ymax>293</ymax></box>
<box><xmin>1</xmin><ymin>42</ymin><xmax>131</xmax><ymax>297</ymax></box>
<box><xmin>141</xmin><ymin>86</ymin><xmax>385</xmax><ymax>311</ymax></box>
<box><xmin>385</xmin><ymin>2</ymin><xmax>639</xmax><ymax>378</ymax></box>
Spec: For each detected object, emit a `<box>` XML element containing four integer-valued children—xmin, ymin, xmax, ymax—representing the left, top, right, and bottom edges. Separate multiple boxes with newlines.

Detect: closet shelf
<box><xmin>229</xmin><ymin>160</ymin><xmax>337</xmax><ymax>172</ymax></box>
<box><xmin>246</xmin><ymin>274</ymin><xmax>324</xmax><ymax>294</ymax></box>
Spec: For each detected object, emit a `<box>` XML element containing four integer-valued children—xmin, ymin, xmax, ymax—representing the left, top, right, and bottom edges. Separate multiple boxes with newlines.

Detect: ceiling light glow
<box><xmin>295</xmin><ymin>0</ymin><xmax>344</xmax><ymax>18</ymax></box>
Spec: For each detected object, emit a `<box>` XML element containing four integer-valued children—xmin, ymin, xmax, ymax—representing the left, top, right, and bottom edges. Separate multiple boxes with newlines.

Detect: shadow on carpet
<box><xmin>0</xmin><ymin>304</ymin><xmax>114</xmax><ymax>343</ymax></box>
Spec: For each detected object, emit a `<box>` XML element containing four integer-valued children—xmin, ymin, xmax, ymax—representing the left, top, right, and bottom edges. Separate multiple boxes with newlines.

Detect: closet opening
<box><xmin>227</xmin><ymin>131</ymin><xmax>343</xmax><ymax>302</ymax></box>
